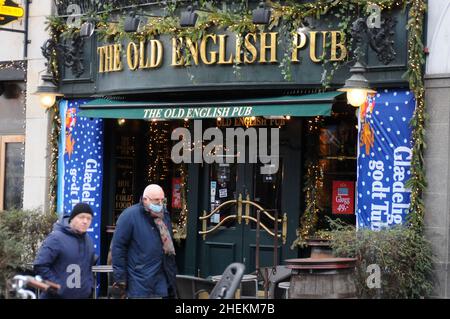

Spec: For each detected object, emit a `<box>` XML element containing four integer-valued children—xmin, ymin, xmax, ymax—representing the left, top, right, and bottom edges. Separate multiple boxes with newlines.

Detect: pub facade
<box><xmin>42</xmin><ymin>0</ymin><xmax>416</xmax><ymax>282</ymax></box>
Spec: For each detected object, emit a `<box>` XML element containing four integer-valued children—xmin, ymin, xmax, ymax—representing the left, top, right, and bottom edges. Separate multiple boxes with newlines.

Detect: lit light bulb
<box><xmin>39</xmin><ymin>94</ymin><xmax>56</xmax><ymax>109</ymax></box>
<box><xmin>346</xmin><ymin>89</ymin><xmax>368</xmax><ymax>107</ymax></box>
<box><xmin>285</xmin><ymin>115</ymin><xmax>291</xmax><ymax>120</ymax></box>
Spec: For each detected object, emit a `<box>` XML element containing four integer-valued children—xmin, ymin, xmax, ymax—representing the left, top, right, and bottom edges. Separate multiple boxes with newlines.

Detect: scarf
<box><xmin>145</xmin><ymin>207</ymin><xmax>176</xmax><ymax>256</ymax></box>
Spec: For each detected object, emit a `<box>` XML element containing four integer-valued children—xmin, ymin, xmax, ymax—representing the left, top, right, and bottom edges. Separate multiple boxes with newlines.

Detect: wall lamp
<box><xmin>124</xmin><ymin>12</ymin><xmax>164</xmax><ymax>32</ymax></box>
<box><xmin>338</xmin><ymin>61</ymin><xmax>376</xmax><ymax>107</ymax></box>
<box><xmin>34</xmin><ymin>71</ymin><xmax>63</xmax><ymax>109</ymax></box>
<box><xmin>80</xmin><ymin>16</ymin><xmax>121</xmax><ymax>38</ymax></box>
<box><xmin>180</xmin><ymin>5</ymin><xmax>198</xmax><ymax>27</ymax></box>
<box><xmin>124</xmin><ymin>14</ymin><xmax>141</xmax><ymax>32</ymax></box>
<box><xmin>80</xmin><ymin>20</ymin><xmax>95</xmax><ymax>38</ymax></box>
<box><xmin>252</xmin><ymin>1</ymin><xmax>271</xmax><ymax>25</ymax></box>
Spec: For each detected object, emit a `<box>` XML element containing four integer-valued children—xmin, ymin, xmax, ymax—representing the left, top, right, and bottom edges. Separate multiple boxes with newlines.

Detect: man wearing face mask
<box><xmin>111</xmin><ymin>184</ymin><xmax>178</xmax><ymax>298</ymax></box>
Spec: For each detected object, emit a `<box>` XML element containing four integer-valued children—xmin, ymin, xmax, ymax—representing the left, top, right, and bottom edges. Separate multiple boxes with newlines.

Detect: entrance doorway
<box><xmin>197</xmin><ymin>119</ymin><xmax>301</xmax><ymax>277</ymax></box>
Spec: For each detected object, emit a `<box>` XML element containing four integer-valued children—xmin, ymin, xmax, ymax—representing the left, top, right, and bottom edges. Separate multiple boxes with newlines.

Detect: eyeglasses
<box><xmin>146</xmin><ymin>197</ymin><xmax>167</xmax><ymax>205</ymax></box>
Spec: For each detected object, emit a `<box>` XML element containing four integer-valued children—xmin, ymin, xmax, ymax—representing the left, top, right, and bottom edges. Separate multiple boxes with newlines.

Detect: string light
<box><xmin>0</xmin><ymin>60</ymin><xmax>27</xmax><ymax>210</ymax></box>
<box><xmin>173</xmin><ymin>120</ymin><xmax>190</xmax><ymax>242</ymax></box>
<box><xmin>45</xmin><ymin>0</ymin><xmax>427</xmax><ymax>235</ymax></box>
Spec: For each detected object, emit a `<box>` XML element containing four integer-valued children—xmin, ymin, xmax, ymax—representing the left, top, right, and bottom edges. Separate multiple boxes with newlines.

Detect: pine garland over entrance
<box><xmin>45</xmin><ymin>0</ymin><xmax>427</xmax><ymax>233</ymax></box>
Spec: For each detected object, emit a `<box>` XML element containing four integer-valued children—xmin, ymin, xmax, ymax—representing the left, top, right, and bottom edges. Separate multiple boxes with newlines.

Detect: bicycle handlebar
<box><xmin>26</xmin><ymin>277</ymin><xmax>61</xmax><ymax>292</ymax></box>
<box><xmin>12</xmin><ymin>275</ymin><xmax>61</xmax><ymax>299</ymax></box>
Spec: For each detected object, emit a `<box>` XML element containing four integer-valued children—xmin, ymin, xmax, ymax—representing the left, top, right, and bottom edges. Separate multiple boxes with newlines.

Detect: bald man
<box><xmin>111</xmin><ymin>184</ymin><xmax>178</xmax><ymax>298</ymax></box>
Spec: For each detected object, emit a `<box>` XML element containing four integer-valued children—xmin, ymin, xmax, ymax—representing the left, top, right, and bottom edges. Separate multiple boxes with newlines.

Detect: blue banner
<box><xmin>56</xmin><ymin>100</ymin><xmax>104</xmax><ymax>257</ymax></box>
<box><xmin>356</xmin><ymin>89</ymin><xmax>415</xmax><ymax>230</ymax></box>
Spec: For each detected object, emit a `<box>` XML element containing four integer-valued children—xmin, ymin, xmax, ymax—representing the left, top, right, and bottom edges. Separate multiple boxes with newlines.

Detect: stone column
<box><xmin>424</xmin><ymin>74</ymin><xmax>450</xmax><ymax>298</ymax></box>
<box><xmin>23</xmin><ymin>0</ymin><xmax>54</xmax><ymax>211</ymax></box>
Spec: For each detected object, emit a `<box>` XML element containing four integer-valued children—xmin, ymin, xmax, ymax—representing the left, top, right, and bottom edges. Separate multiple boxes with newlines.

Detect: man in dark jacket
<box><xmin>34</xmin><ymin>203</ymin><xmax>96</xmax><ymax>299</ymax></box>
<box><xmin>111</xmin><ymin>184</ymin><xmax>178</xmax><ymax>298</ymax></box>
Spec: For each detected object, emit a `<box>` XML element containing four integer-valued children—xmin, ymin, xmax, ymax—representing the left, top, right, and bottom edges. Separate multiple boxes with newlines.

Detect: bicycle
<box><xmin>11</xmin><ymin>275</ymin><xmax>61</xmax><ymax>299</ymax></box>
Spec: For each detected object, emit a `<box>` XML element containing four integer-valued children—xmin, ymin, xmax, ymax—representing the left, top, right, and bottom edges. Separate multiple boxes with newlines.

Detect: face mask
<box><xmin>148</xmin><ymin>203</ymin><xmax>163</xmax><ymax>213</ymax></box>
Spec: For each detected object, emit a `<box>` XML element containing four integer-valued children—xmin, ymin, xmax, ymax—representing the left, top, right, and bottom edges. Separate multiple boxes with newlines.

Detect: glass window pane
<box><xmin>252</xmin><ymin>159</ymin><xmax>283</xmax><ymax>230</ymax></box>
<box><xmin>208</xmin><ymin>162</ymin><xmax>237</xmax><ymax>228</ymax></box>
<box><xmin>4</xmin><ymin>142</ymin><xmax>24</xmax><ymax>210</ymax></box>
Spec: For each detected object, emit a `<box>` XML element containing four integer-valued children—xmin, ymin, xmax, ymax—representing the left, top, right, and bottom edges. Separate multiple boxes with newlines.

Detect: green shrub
<box><xmin>328</xmin><ymin>221</ymin><xmax>434</xmax><ymax>299</ymax></box>
<box><xmin>0</xmin><ymin>209</ymin><xmax>57</xmax><ymax>298</ymax></box>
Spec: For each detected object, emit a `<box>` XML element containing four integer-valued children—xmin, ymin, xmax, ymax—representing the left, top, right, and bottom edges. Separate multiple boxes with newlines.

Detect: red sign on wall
<box><xmin>332</xmin><ymin>181</ymin><xmax>355</xmax><ymax>215</ymax></box>
<box><xmin>171</xmin><ymin>177</ymin><xmax>182</xmax><ymax>209</ymax></box>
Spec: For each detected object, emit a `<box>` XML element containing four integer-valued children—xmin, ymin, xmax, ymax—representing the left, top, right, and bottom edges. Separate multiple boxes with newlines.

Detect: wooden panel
<box><xmin>204</xmin><ymin>241</ymin><xmax>236</xmax><ymax>276</ymax></box>
<box><xmin>289</xmin><ymin>269</ymin><xmax>356</xmax><ymax>299</ymax></box>
<box><xmin>248</xmin><ymin>244</ymin><xmax>283</xmax><ymax>271</ymax></box>
<box><xmin>0</xmin><ymin>135</ymin><xmax>25</xmax><ymax>210</ymax></box>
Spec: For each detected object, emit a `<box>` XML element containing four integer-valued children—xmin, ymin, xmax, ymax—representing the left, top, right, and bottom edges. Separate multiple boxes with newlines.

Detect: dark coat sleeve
<box><xmin>33</xmin><ymin>233</ymin><xmax>61</xmax><ymax>285</ymax></box>
<box><xmin>111</xmin><ymin>211</ymin><xmax>133</xmax><ymax>283</ymax></box>
<box><xmin>164</xmin><ymin>210</ymin><xmax>178</xmax><ymax>297</ymax></box>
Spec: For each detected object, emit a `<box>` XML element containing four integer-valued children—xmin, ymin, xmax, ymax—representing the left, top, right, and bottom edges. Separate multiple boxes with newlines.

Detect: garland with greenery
<box><xmin>48</xmin><ymin>104</ymin><xmax>61</xmax><ymax>216</ymax></box>
<box><xmin>404</xmin><ymin>0</ymin><xmax>427</xmax><ymax>233</ymax></box>
<box><xmin>290</xmin><ymin>161</ymin><xmax>324</xmax><ymax>249</ymax></box>
<box><xmin>45</xmin><ymin>0</ymin><xmax>427</xmax><ymax>234</ymax></box>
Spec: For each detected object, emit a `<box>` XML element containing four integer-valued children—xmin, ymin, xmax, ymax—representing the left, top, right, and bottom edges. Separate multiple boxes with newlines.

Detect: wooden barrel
<box><xmin>306</xmin><ymin>239</ymin><xmax>334</xmax><ymax>259</ymax></box>
<box><xmin>285</xmin><ymin>258</ymin><xmax>357</xmax><ymax>299</ymax></box>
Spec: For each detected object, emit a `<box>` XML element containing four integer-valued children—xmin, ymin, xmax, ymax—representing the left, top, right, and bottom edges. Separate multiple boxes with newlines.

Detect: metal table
<box><xmin>92</xmin><ymin>265</ymin><xmax>113</xmax><ymax>299</ymax></box>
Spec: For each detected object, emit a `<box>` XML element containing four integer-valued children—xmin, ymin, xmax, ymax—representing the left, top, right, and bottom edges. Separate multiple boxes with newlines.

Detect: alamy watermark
<box><xmin>66</xmin><ymin>264</ymin><xmax>81</xmax><ymax>289</ymax></box>
<box><xmin>366</xmin><ymin>264</ymin><xmax>381</xmax><ymax>289</ymax></box>
<box><xmin>171</xmin><ymin>120</ymin><xmax>280</xmax><ymax>175</ymax></box>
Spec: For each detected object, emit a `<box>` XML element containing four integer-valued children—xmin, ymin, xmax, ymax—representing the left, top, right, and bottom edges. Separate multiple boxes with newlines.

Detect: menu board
<box><xmin>113</xmin><ymin>136</ymin><xmax>135</xmax><ymax>224</ymax></box>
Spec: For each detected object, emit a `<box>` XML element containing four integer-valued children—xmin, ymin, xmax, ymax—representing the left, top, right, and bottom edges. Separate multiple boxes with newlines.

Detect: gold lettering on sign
<box><xmin>127</xmin><ymin>42</ymin><xmax>139</xmax><ymax>70</ymax></box>
<box><xmin>150</xmin><ymin>40</ymin><xmax>163</xmax><ymax>68</ymax></box>
<box><xmin>260</xmin><ymin>32</ymin><xmax>278</xmax><ymax>63</ymax></box>
<box><xmin>309</xmin><ymin>31</ymin><xmax>328</xmax><ymax>63</ymax></box>
<box><xmin>97</xmin><ymin>47</ymin><xmax>105</xmax><ymax>73</ymax></box>
<box><xmin>139</xmin><ymin>40</ymin><xmax>149</xmax><ymax>69</ymax></box>
<box><xmin>97</xmin><ymin>45</ymin><xmax>122</xmax><ymax>73</ymax></box>
<box><xmin>186</xmin><ymin>38</ymin><xmax>199</xmax><ymax>65</ymax></box>
<box><xmin>330</xmin><ymin>31</ymin><xmax>347</xmax><ymax>61</ymax></box>
<box><xmin>171</xmin><ymin>37</ymin><xmax>185</xmax><ymax>66</ymax></box>
<box><xmin>217</xmin><ymin>117</ymin><xmax>287</xmax><ymax>127</ymax></box>
<box><xmin>107</xmin><ymin>45</ymin><xmax>114</xmax><ymax>72</ymax></box>
<box><xmin>113</xmin><ymin>44</ymin><xmax>123</xmax><ymax>71</ymax></box>
<box><xmin>200</xmin><ymin>34</ymin><xmax>217</xmax><ymax>65</ymax></box>
<box><xmin>244</xmin><ymin>33</ymin><xmax>258</xmax><ymax>64</ymax></box>
<box><xmin>96</xmin><ymin>30</ymin><xmax>349</xmax><ymax>72</ymax></box>
<box><xmin>134</xmin><ymin>40</ymin><xmax>164</xmax><ymax>69</ymax></box>
<box><xmin>291</xmin><ymin>32</ymin><xmax>307</xmax><ymax>63</ymax></box>
<box><xmin>235</xmin><ymin>35</ymin><xmax>243</xmax><ymax>64</ymax></box>
<box><xmin>218</xmin><ymin>34</ymin><xmax>233</xmax><ymax>64</ymax></box>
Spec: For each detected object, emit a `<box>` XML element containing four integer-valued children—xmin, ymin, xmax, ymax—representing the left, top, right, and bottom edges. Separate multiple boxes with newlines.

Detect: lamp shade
<box><xmin>252</xmin><ymin>2</ymin><xmax>271</xmax><ymax>25</ymax></box>
<box><xmin>180</xmin><ymin>6</ymin><xmax>198</xmax><ymax>27</ymax></box>
<box><xmin>124</xmin><ymin>15</ymin><xmax>140</xmax><ymax>32</ymax></box>
<box><xmin>338</xmin><ymin>62</ymin><xmax>376</xmax><ymax>107</ymax></box>
<box><xmin>34</xmin><ymin>72</ymin><xmax>63</xmax><ymax>109</ymax></box>
<box><xmin>80</xmin><ymin>21</ymin><xmax>95</xmax><ymax>37</ymax></box>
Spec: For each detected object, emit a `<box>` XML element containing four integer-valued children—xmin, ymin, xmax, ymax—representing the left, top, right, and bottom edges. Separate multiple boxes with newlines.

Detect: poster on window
<box><xmin>171</xmin><ymin>177</ymin><xmax>182</xmax><ymax>209</ymax></box>
<box><xmin>356</xmin><ymin>89</ymin><xmax>415</xmax><ymax>230</ymax></box>
<box><xmin>332</xmin><ymin>181</ymin><xmax>355</xmax><ymax>215</ymax></box>
<box><xmin>56</xmin><ymin>100</ymin><xmax>103</xmax><ymax>257</ymax></box>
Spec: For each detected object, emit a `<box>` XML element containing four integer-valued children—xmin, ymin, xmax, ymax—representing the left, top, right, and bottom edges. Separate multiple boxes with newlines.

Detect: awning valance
<box><xmin>78</xmin><ymin>91</ymin><xmax>343</xmax><ymax>120</ymax></box>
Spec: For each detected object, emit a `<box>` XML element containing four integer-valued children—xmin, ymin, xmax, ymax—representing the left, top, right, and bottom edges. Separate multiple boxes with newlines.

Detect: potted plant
<box><xmin>290</xmin><ymin>161</ymin><xmax>334</xmax><ymax>258</ymax></box>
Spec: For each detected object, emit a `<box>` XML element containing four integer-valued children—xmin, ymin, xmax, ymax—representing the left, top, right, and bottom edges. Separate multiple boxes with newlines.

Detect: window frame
<box><xmin>0</xmin><ymin>135</ymin><xmax>25</xmax><ymax>210</ymax></box>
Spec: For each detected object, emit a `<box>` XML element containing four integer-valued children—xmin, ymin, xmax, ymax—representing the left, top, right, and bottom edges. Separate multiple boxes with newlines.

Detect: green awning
<box><xmin>78</xmin><ymin>91</ymin><xmax>343</xmax><ymax>120</ymax></box>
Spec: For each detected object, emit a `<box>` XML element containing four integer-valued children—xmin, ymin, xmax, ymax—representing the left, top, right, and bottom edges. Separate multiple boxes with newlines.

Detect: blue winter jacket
<box><xmin>111</xmin><ymin>203</ymin><xmax>178</xmax><ymax>298</ymax></box>
<box><xmin>33</xmin><ymin>216</ymin><xmax>95</xmax><ymax>299</ymax></box>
